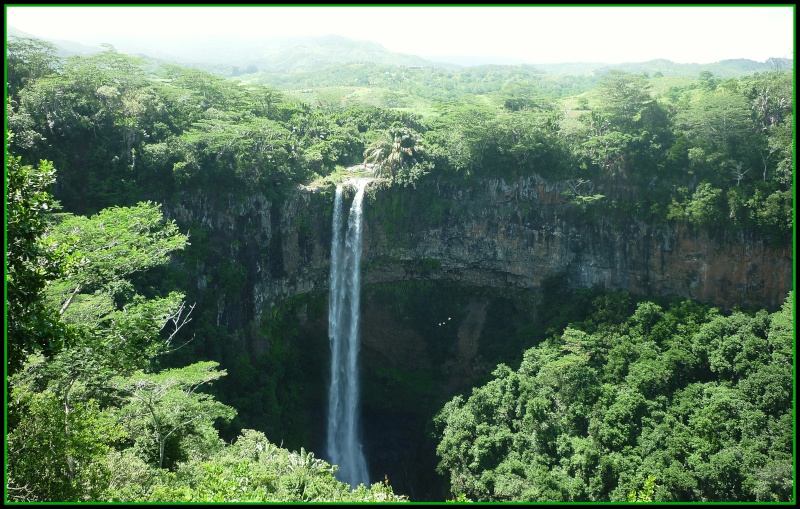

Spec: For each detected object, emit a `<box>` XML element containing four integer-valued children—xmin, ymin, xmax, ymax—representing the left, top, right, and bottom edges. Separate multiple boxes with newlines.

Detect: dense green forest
<box><xmin>5</xmin><ymin>35</ymin><xmax>794</xmax><ymax>502</ymax></box>
<box><xmin>434</xmin><ymin>291</ymin><xmax>793</xmax><ymax>502</ymax></box>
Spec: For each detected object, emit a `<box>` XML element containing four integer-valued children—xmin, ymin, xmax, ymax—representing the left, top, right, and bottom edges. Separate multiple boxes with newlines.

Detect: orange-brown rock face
<box><xmin>356</xmin><ymin>176</ymin><xmax>792</xmax><ymax>312</ymax></box>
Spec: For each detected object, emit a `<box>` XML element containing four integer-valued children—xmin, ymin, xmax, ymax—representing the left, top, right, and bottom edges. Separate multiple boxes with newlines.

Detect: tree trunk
<box><xmin>59</xmin><ymin>285</ymin><xmax>81</xmax><ymax>315</ymax></box>
<box><xmin>64</xmin><ymin>379</ymin><xmax>76</xmax><ymax>482</ymax></box>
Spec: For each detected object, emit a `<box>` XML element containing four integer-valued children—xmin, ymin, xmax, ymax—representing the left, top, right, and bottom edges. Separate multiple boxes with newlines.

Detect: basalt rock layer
<box><xmin>167</xmin><ymin>175</ymin><xmax>792</xmax><ymax>332</ymax></box>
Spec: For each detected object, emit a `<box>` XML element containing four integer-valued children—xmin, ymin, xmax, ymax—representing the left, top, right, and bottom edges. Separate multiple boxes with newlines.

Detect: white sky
<box><xmin>6</xmin><ymin>5</ymin><xmax>795</xmax><ymax>64</ymax></box>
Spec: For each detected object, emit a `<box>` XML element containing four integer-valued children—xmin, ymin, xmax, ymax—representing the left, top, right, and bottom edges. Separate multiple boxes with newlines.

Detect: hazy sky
<box><xmin>6</xmin><ymin>5</ymin><xmax>794</xmax><ymax>64</ymax></box>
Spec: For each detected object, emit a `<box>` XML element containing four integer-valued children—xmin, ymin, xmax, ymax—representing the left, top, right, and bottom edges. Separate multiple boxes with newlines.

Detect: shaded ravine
<box><xmin>326</xmin><ymin>179</ymin><xmax>371</xmax><ymax>488</ymax></box>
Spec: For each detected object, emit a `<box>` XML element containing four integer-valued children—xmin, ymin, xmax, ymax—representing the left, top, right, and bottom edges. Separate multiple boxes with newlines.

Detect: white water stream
<box><xmin>326</xmin><ymin>179</ymin><xmax>370</xmax><ymax>488</ymax></box>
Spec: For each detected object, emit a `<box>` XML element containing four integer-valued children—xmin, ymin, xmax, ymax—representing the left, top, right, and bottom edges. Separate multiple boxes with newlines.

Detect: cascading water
<box><xmin>326</xmin><ymin>179</ymin><xmax>370</xmax><ymax>488</ymax></box>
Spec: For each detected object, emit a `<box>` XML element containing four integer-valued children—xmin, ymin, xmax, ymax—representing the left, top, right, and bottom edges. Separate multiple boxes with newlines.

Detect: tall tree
<box><xmin>6</xmin><ymin>36</ymin><xmax>59</xmax><ymax>100</ymax></box>
<box><xmin>585</xmin><ymin>72</ymin><xmax>673</xmax><ymax>180</ymax></box>
<box><xmin>363</xmin><ymin>125</ymin><xmax>426</xmax><ymax>179</ymax></box>
<box><xmin>112</xmin><ymin>361</ymin><xmax>236</xmax><ymax>469</ymax></box>
<box><xmin>42</xmin><ymin>201</ymin><xmax>187</xmax><ymax>319</ymax></box>
<box><xmin>6</xmin><ymin>133</ymin><xmax>69</xmax><ymax>375</ymax></box>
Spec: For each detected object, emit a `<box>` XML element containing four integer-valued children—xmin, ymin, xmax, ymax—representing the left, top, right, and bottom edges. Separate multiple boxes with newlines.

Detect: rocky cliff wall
<box><xmin>166</xmin><ymin>174</ymin><xmax>793</xmax><ymax>331</ymax></box>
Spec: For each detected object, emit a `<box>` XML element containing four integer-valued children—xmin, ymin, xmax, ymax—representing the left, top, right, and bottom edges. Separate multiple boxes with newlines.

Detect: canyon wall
<box><xmin>167</xmin><ymin>174</ymin><xmax>793</xmax><ymax>332</ymax></box>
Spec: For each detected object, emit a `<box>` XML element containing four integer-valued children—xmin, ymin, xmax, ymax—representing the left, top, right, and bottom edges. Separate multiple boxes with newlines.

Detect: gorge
<box><xmin>165</xmin><ymin>174</ymin><xmax>792</xmax><ymax>499</ymax></box>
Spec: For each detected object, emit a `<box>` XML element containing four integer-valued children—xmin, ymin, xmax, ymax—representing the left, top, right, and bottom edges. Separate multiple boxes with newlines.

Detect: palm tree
<box><xmin>363</xmin><ymin>126</ymin><xmax>425</xmax><ymax>178</ymax></box>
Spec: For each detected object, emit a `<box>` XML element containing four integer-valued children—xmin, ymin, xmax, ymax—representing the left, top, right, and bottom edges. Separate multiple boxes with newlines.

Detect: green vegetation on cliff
<box><xmin>7</xmin><ymin>35</ymin><xmax>793</xmax><ymax>243</ymax></box>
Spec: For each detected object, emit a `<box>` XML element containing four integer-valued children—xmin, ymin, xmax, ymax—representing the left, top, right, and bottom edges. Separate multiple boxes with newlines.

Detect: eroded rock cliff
<box><xmin>167</xmin><ymin>174</ymin><xmax>792</xmax><ymax>332</ymax></box>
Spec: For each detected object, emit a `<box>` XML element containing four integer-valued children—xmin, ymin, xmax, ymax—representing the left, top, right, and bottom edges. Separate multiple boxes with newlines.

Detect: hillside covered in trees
<box><xmin>5</xmin><ymin>34</ymin><xmax>794</xmax><ymax>502</ymax></box>
<box><xmin>434</xmin><ymin>291</ymin><xmax>793</xmax><ymax>502</ymax></box>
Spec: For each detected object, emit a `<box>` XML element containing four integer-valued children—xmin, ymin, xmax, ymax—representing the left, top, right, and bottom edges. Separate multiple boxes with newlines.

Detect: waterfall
<box><xmin>326</xmin><ymin>179</ymin><xmax>370</xmax><ymax>488</ymax></box>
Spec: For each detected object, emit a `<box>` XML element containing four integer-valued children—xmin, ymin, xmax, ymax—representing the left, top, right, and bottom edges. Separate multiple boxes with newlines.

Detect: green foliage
<box><xmin>628</xmin><ymin>475</ymin><xmax>657</xmax><ymax>502</ymax></box>
<box><xmin>427</xmin><ymin>104</ymin><xmax>574</xmax><ymax>180</ymax></box>
<box><xmin>172</xmin><ymin>117</ymin><xmax>296</xmax><ymax>190</ymax></box>
<box><xmin>8</xmin><ymin>36</ymin><xmax>792</xmax><ymax>242</ymax></box>
<box><xmin>255</xmin><ymin>62</ymin><xmax>595</xmax><ymax>110</ymax></box>
<box><xmin>668</xmin><ymin>182</ymin><xmax>724</xmax><ymax>227</ymax></box>
<box><xmin>6</xmin><ymin>36</ymin><xmax>60</xmax><ymax>100</ymax></box>
<box><xmin>7</xmin><ymin>365</ymin><xmax>120</xmax><ymax>501</ymax></box>
<box><xmin>36</xmin><ymin>201</ymin><xmax>191</xmax><ymax>373</ymax></box>
<box><xmin>44</xmin><ymin>202</ymin><xmax>187</xmax><ymax>293</ymax></box>
<box><xmin>434</xmin><ymin>293</ymin><xmax>794</xmax><ymax>502</ymax></box>
<box><xmin>5</xmin><ymin>144</ymin><xmax>231</xmax><ymax>501</ymax></box>
<box><xmin>6</xmin><ymin>37</ymin><xmax>793</xmax><ymax>503</ymax></box>
<box><xmin>363</xmin><ymin>124</ymin><xmax>427</xmax><ymax>181</ymax></box>
<box><xmin>102</xmin><ymin>429</ymin><xmax>408</xmax><ymax>502</ymax></box>
<box><xmin>6</xmin><ymin>135</ymin><xmax>70</xmax><ymax>374</ymax></box>
<box><xmin>112</xmin><ymin>361</ymin><xmax>236</xmax><ymax>469</ymax></box>
<box><xmin>447</xmin><ymin>492</ymin><xmax>473</xmax><ymax>503</ymax></box>
<box><xmin>595</xmin><ymin>72</ymin><xmax>656</xmax><ymax>131</ymax></box>
<box><xmin>576</xmin><ymin>71</ymin><xmax>673</xmax><ymax>181</ymax></box>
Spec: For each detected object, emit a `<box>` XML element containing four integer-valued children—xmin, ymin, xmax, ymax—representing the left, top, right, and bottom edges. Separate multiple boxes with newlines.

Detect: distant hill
<box><xmin>73</xmin><ymin>33</ymin><xmax>455</xmax><ymax>73</ymax></box>
<box><xmin>7</xmin><ymin>29</ymin><xmax>455</xmax><ymax>73</ymax></box>
<box><xmin>7</xmin><ymin>28</ymin><xmax>791</xmax><ymax>79</ymax></box>
<box><xmin>8</xmin><ymin>26</ymin><xmax>105</xmax><ymax>57</ymax></box>
<box><xmin>530</xmin><ymin>58</ymin><xmax>793</xmax><ymax>78</ymax></box>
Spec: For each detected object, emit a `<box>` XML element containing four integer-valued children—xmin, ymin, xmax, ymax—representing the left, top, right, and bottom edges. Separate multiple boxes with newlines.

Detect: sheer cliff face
<box><xmin>168</xmin><ymin>175</ymin><xmax>792</xmax><ymax>330</ymax></box>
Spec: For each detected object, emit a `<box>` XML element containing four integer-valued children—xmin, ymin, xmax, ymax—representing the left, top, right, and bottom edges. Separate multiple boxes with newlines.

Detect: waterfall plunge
<box><xmin>326</xmin><ymin>179</ymin><xmax>370</xmax><ymax>488</ymax></box>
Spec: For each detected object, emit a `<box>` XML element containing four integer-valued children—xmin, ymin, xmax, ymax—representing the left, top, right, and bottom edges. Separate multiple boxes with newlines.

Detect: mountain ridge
<box><xmin>8</xmin><ymin>27</ymin><xmax>791</xmax><ymax>77</ymax></box>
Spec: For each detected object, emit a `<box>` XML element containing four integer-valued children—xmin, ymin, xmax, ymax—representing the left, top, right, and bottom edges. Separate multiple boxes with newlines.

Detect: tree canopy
<box><xmin>433</xmin><ymin>293</ymin><xmax>794</xmax><ymax>502</ymax></box>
